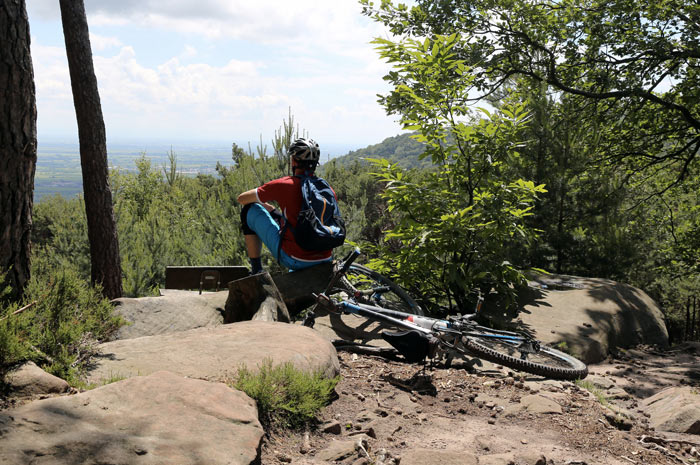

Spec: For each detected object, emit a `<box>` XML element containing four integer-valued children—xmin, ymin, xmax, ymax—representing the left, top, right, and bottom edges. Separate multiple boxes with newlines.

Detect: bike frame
<box><xmin>317</xmin><ymin>248</ymin><xmax>587</xmax><ymax>379</ymax></box>
<box><xmin>337</xmin><ymin>300</ymin><xmax>531</xmax><ymax>345</ymax></box>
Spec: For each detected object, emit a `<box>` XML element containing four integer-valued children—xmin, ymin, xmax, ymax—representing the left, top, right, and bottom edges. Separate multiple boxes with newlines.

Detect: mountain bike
<box><xmin>306</xmin><ymin>248</ymin><xmax>588</xmax><ymax>381</ymax></box>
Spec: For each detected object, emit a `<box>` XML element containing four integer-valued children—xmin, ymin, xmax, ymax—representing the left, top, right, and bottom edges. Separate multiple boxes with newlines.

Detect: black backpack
<box><xmin>290</xmin><ymin>174</ymin><xmax>346</xmax><ymax>251</ymax></box>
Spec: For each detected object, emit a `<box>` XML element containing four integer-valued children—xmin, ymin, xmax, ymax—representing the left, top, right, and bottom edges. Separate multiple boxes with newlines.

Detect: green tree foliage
<box><xmin>491</xmin><ymin>81</ymin><xmax>635</xmax><ymax>278</ymax></box>
<box><xmin>112</xmin><ymin>154</ymin><xmax>248</xmax><ymax>296</ymax></box>
<box><xmin>622</xmin><ymin>173</ymin><xmax>700</xmax><ymax>341</ymax></box>
<box><xmin>334</xmin><ymin>132</ymin><xmax>430</xmax><ymax>169</ymax></box>
<box><xmin>30</xmin><ymin>112</ymin><xmax>372</xmax><ymax>298</ymax></box>
<box><xmin>365</xmin><ymin>33</ymin><xmax>546</xmax><ymax>312</ymax></box>
<box><xmin>362</xmin><ymin>0</ymin><xmax>700</xmax><ymax>187</ymax></box>
<box><xmin>320</xmin><ymin>160</ymin><xmax>388</xmax><ymax>246</ymax></box>
<box><xmin>33</xmin><ymin>194</ymin><xmax>91</xmax><ymax>278</ymax></box>
<box><xmin>363</xmin><ymin>0</ymin><xmax>700</xmax><ymax>340</ymax></box>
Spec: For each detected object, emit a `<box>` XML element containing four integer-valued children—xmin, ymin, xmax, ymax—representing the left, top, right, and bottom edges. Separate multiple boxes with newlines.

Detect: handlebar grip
<box><xmin>340</xmin><ymin>248</ymin><xmax>361</xmax><ymax>274</ymax></box>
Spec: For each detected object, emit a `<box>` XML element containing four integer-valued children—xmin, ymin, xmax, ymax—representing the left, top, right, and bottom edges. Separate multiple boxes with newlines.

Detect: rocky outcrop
<box><xmin>111</xmin><ymin>289</ymin><xmax>228</xmax><ymax>340</ymax></box>
<box><xmin>641</xmin><ymin>386</ymin><xmax>700</xmax><ymax>434</ymax></box>
<box><xmin>513</xmin><ymin>274</ymin><xmax>669</xmax><ymax>363</ymax></box>
<box><xmin>3</xmin><ymin>361</ymin><xmax>70</xmax><ymax>397</ymax></box>
<box><xmin>87</xmin><ymin>320</ymin><xmax>340</xmax><ymax>385</ymax></box>
<box><xmin>0</xmin><ymin>371</ymin><xmax>263</xmax><ymax>464</ymax></box>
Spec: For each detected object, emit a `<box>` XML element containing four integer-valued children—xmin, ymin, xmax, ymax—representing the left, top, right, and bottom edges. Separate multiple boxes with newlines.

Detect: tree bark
<box><xmin>59</xmin><ymin>0</ymin><xmax>122</xmax><ymax>299</ymax></box>
<box><xmin>225</xmin><ymin>272</ymin><xmax>290</xmax><ymax>323</ymax></box>
<box><xmin>0</xmin><ymin>0</ymin><xmax>37</xmax><ymax>300</ymax></box>
<box><xmin>270</xmin><ymin>262</ymin><xmax>334</xmax><ymax>316</ymax></box>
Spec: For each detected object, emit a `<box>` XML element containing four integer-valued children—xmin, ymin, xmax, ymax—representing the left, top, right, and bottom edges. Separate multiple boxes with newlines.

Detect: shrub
<box><xmin>232</xmin><ymin>358</ymin><xmax>339</xmax><ymax>430</ymax></box>
<box><xmin>0</xmin><ymin>275</ymin><xmax>29</xmax><ymax>372</ymax></box>
<box><xmin>0</xmin><ymin>269</ymin><xmax>124</xmax><ymax>385</ymax></box>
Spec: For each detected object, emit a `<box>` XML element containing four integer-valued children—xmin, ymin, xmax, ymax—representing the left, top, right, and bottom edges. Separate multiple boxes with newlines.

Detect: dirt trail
<box><xmin>262</xmin><ymin>345</ymin><xmax>700</xmax><ymax>465</ymax></box>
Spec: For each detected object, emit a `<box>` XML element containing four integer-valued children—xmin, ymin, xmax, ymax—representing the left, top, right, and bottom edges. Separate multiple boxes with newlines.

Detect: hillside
<box><xmin>332</xmin><ymin>132</ymin><xmax>430</xmax><ymax>169</ymax></box>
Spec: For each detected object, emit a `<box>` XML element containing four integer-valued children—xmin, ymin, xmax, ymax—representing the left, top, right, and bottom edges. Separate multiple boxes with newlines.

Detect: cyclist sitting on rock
<box><xmin>237</xmin><ymin>138</ymin><xmax>344</xmax><ymax>275</ymax></box>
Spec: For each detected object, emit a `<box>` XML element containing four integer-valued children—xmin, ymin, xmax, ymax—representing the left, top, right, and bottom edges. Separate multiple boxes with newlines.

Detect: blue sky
<box><xmin>26</xmin><ymin>0</ymin><xmax>406</xmax><ymax>156</ymax></box>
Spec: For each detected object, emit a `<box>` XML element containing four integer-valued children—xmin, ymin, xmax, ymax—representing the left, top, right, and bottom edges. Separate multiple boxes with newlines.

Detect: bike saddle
<box><xmin>381</xmin><ymin>330</ymin><xmax>431</xmax><ymax>363</ymax></box>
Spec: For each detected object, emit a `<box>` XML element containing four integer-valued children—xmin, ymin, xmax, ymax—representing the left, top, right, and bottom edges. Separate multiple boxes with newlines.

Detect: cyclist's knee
<box><xmin>240</xmin><ymin>203</ymin><xmax>260</xmax><ymax>235</ymax></box>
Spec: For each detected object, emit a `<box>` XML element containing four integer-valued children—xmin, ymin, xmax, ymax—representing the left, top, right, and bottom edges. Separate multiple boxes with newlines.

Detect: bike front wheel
<box><xmin>464</xmin><ymin>335</ymin><xmax>588</xmax><ymax>380</ymax></box>
<box><xmin>338</xmin><ymin>264</ymin><xmax>424</xmax><ymax>316</ymax></box>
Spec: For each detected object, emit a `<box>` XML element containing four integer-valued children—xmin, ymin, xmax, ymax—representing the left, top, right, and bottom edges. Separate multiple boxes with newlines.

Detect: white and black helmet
<box><xmin>287</xmin><ymin>138</ymin><xmax>320</xmax><ymax>163</ymax></box>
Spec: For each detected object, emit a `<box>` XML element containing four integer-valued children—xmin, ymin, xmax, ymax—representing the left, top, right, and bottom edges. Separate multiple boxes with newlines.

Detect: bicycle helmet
<box><xmin>288</xmin><ymin>138</ymin><xmax>320</xmax><ymax>163</ymax></box>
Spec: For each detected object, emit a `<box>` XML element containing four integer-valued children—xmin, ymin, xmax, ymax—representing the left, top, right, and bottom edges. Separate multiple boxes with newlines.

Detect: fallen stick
<box><xmin>0</xmin><ymin>301</ymin><xmax>37</xmax><ymax>321</ymax></box>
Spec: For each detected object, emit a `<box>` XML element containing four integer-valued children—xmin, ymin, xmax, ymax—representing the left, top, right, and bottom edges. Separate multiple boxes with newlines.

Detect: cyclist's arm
<box><xmin>237</xmin><ymin>188</ymin><xmax>275</xmax><ymax>211</ymax></box>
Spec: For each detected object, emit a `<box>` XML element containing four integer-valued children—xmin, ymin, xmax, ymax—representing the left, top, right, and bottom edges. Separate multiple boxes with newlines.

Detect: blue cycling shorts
<box><xmin>243</xmin><ymin>203</ymin><xmax>331</xmax><ymax>270</ymax></box>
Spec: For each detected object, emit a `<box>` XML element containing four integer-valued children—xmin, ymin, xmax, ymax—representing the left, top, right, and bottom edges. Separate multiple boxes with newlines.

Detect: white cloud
<box><xmin>26</xmin><ymin>0</ymin><xmax>403</xmax><ymax>145</ymax></box>
<box><xmin>180</xmin><ymin>45</ymin><xmax>198</xmax><ymax>59</ymax></box>
<box><xmin>30</xmin><ymin>0</ymin><xmax>384</xmax><ymax>57</ymax></box>
<box><xmin>90</xmin><ymin>33</ymin><xmax>123</xmax><ymax>51</ymax></box>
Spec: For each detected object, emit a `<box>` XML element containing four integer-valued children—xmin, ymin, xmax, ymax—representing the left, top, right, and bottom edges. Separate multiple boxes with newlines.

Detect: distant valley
<box><xmin>34</xmin><ymin>141</ymin><xmax>233</xmax><ymax>201</ymax></box>
<box><xmin>34</xmin><ymin>134</ymin><xmax>423</xmax><ymax>202</ymax></box>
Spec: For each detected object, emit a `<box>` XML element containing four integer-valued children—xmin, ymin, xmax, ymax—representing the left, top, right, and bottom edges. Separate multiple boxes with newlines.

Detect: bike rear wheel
<box><xmin>338</xmin><ymin>264</ymin><xmax>424</xmax><ymax>316</ymax></box>
<box><xmin>464</xmin><ymin>334</ymin><xmax>588</xmax><ymax>380</ymax></box>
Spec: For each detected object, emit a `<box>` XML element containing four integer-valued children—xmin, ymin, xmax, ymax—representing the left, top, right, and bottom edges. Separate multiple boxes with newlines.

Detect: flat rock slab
<box><xmin>641</xmin><ymin>386</ymin><xmax>700</xmax><ymax>434</ymax></box>
<box><xmin>112</xmin><ymin>290</ymin><xmax>228</xmax><ymax>340</ymax></box>
<box><xmin>87</xmin><ymin>321</ymin><xmax>339</xmax><ymax>385</ymax></box>
<box><xmin>0</xmin><ymin>371</ymin><xmax>263</xmax><ymax>465</ymax></box>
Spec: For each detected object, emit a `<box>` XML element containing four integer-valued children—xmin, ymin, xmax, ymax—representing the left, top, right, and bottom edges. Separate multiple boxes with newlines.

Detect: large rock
<box><xmin>111</xmin><ymin>290</ymin><xmax>227</xmax><ymax>340</ymax></box>
<box><xmin>641</xmin><ymin>386</ymin><xmax>700</xmax><ymax>434</ymax></box>
<box><xmin>506</xmin><ymin>274</ymin><xmax>669</xmax><ymax>363</ymax></box>
<box><xmin>3</xmin><ymin>361</ymin><xmax>70</xmax><ymax>397</ymax></box>
<box><xmin>87</xmin><ymin>320</ymin><xmax>339</xmax><ymax>385</ymax></box>
<box><xmin>0</xmin><ymin>371</ymin><xmax>263</xmax><ymax>464</ymax></box>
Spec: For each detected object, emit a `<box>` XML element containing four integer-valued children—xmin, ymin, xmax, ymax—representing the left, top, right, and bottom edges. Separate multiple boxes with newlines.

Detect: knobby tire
<box><xmin>464</xmin><ymin>335</ymin><xmax>588</xmax><ymax>380</ymax></box>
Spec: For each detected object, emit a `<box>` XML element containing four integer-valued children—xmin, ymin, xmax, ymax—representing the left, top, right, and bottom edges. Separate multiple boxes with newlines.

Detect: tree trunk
<box><xmin>686</xmin><ymin>296</ymin><xmax>692</xmax><ymax>341</ymax></box>
<box><xmin>59</xmin><ymin>0</ymin><xmax>122</xmax><ymax>299</ymax></box>
<box><xmin>0</xmin><ymin>0</ymin><xmax>37</xmax><ymax>301</ymax></box>
<box><xmin>225</xmin><ymin>272</ymin><xmax>290</xmax><ymax>323</ymax></box>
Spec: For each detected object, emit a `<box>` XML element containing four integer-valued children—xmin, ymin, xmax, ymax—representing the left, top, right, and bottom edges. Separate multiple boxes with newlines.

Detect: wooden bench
<box><xmin>165</xmin><ymin>266</ymin><xmax>249</xmax><ymax>294</ymax></box>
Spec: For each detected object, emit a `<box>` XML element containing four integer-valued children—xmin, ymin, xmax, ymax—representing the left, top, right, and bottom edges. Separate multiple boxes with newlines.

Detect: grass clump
<box><xmin>554</xmin><ymin>341</ymin><xmax>569</xmax><ymax>353</ymax></box>
<box><xmin>232</xmin><ymin>358</ymin><xmax>339</xmax><ymax>430</ymax></box>
<box><xmin>575</xmin><ymin>379</ymin><xmax>610</xmax><ymax>408</ymax></box>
